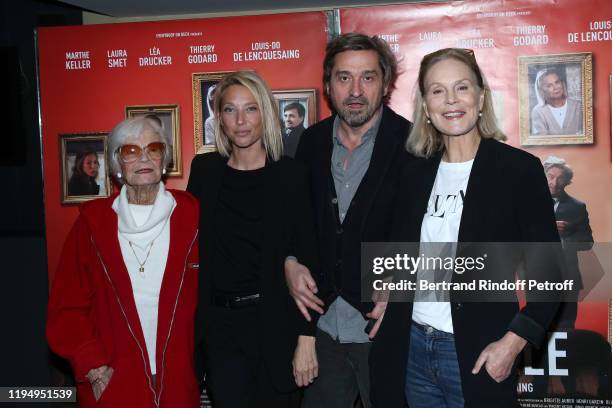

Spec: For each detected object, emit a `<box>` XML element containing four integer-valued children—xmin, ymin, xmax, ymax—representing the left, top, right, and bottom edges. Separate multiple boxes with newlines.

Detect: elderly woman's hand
<box><xmin>86</xmin><ymin>365</ymin><xmax>114</xmax><ymax>401</ymax></box>
<box><xmin>292</xmin><ymin>335</ymin><xmax>318</xmax><ymax>387</ymax></box>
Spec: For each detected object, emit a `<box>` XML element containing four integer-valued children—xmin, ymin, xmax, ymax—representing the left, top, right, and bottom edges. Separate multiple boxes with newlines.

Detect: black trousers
<box><xmin>204</xmin><ymin>305</ymin><xmax>299</xmax><ymax>408</ymax></box>
<box><xmin>302</xmin><ymin>328</ymin><xmax>372</xmax><ymax>408</ymax></box>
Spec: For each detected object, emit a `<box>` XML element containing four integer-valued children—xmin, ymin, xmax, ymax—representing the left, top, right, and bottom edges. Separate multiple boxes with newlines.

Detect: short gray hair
<box><xmin>543</xmin><ymin>155</ymin><xmax>573</xmax><ymax>188</ymax></box>
<box><xmin>107</xmin><ymin>117</ymin><xmax>173</xmax><ymax>181</ymax></box>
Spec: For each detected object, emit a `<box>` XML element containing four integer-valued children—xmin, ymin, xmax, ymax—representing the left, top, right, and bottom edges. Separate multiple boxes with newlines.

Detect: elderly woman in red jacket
<box><xmin>47</xmin><ymin>116</ymin><xmax>200</xmax><ymax>407</ymax></box>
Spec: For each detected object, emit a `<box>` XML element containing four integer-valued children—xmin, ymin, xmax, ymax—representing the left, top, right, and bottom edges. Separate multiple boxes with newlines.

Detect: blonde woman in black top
<box><xmin>188</xmin><ymin>71</ymin><xmax>319</xmax><ymax>407</ymax></box>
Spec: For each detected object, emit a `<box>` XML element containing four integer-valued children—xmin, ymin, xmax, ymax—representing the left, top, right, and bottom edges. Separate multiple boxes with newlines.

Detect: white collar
<box><xmin>112</xmin><ymin>183</ymin><xmax>176</xmax><ymax>249</ymax></box>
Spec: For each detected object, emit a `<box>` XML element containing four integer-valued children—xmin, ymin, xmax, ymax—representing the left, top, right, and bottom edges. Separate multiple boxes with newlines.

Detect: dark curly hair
<box><xmin>323</xmin><ymin>32</ymin><xmax>398</xmax><ymax>105</ymax></box>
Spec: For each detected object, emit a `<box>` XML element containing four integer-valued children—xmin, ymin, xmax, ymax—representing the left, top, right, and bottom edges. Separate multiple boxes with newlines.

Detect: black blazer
<box><xmin>283</xmin><ymin>123</ymin><xmax>305</xmax><ymax>158</ymax></box>
<box><xmin>187</xmin><ymin>152</ymin><xmax>318</xmax><ymax>392</ymax></box>
<box><xmin>370</xmin><ymin>138</ymin><xmax>562</xmax><ymax>408</ymax></box>
<box><xmin>555</xmin><ymin>191</ymin><xmax>594</xmax><ymax>288</ymax></box>
<box><xmin>295</xmin><ymin>105</ymin><xmax>413</xmax><ymax>316</ymax></box>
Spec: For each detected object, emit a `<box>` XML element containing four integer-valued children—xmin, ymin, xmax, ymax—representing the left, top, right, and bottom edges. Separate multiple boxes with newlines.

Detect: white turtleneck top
<box><xmin>112</xmin><ymin>183</ymin><xmax>176</xmax><ymax>375</ymax></box>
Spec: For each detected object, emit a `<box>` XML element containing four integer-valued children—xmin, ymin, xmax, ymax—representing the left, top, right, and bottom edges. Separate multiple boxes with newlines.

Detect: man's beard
<box><xmin>335</xmin><ymin>96</ymin><xmax>381</xmax><ymax>127</ymax></box>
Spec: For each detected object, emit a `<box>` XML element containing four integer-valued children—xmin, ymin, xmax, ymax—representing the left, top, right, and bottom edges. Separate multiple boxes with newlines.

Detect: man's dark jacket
<box><xmin>283</xmin><ymin>123</ymin><xmax>305</xmax><ymax>158</ymax></box>
<box><xmin>555</xmin><ymin>191</ymin><xmax>594</xmax><ymax>289</ymax></box>
<box><xmin>295</xmin><ymin>105</ymin><xmax>412</xmax><ymax>316</ymax></box>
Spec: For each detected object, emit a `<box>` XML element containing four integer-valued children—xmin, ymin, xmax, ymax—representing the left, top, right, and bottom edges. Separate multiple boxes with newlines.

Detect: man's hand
<box><xmin>293</xmin><ymin>335</ymin><xmax>318</xmax><ymax>387</ymax></box>
<box><xmin>285</xmin><ymin>258</ymin><xmax>324</xmax><ymax>322</ymax></box>
<box><xmin>556</xmin><ymin>220</ymin><xmax>568</xmax><ymax>234</ymax></box>
<box><xmin>472</xmin><ymin>331</ymin><xmax>527</xmax><ymax>383</ymax></box>
<box><xmin>365</xmin><ymin>284</ymin><xmax>390</xmax><ymax>339</ymax></box>
<box><xmin>365</xmin><ymin>301</ymin><xmax>388</xmax><ymax>339</ymax></box>
<box><xmin>86</xmin><ymin>365</ymin><xmax>114</xmax><ymax>401</ymax></box>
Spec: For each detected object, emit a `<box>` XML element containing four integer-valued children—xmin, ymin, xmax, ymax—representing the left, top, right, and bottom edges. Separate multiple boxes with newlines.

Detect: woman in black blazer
<box><xmin>369</xmin><ymin>49</ymin><xmax>562</xmax><ymax>408</ymax></box>
<box><xmin>187</xmin><ymin>71</ymin><xmax>318</xmax><ymax>407</ymax></box>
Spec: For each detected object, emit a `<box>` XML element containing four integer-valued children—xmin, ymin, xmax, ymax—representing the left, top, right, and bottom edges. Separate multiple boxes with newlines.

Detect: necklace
<box><xmin>128</xmin><ymin>240</ymin><xmax>155</xmax><ymax>274</ymax></box>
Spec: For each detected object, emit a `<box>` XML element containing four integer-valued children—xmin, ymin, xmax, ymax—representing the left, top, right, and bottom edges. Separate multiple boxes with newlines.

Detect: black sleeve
<box><xmin>507</xmin><ymin>155</ymin><xmax>562</xmax><ymax>347</ymax></box>
<box><xmin>294</xmin><ymin>126</ymin><xmax>315</xmax><ymax>168</ymax></box>
<box><xmin>186</xmin><ymin>155</ymin><xmax>202</xmax><ymax>200</ymax></box>
<box><xmin>286</xmin><ymin>162</ymin><xmax>319</xmax><ymax>336</ymax></box>
<box><xmin>187</xmin><ymin>154</ymin><xmax>204</xmax><ymax>384</ymax></box>
<box><xmin>565</xmin><ymin>202</ymin><xmax>594</xmax><ymax>251</ymax></box>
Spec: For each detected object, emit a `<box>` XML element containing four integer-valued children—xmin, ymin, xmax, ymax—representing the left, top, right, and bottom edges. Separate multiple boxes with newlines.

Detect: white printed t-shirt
<box><xmin>412</xmin><ymin>159</ymin><xmax>474</xmax><ymax>334</ymax></box>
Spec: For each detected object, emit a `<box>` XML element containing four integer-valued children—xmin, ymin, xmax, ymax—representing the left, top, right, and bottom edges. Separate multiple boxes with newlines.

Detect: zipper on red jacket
<box><xmin>91</xmin><ymin>236</ymin><xmax>160</xmax><ymax>407</ymax></box>
<box><xmin>156</xmin><ymin>229</ymin><xmax>198</xmax><ymax>407</ymax></box>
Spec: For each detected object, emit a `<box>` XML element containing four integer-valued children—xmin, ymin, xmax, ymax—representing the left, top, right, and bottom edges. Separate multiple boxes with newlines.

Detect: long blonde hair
<box><xmin>213</xmin><ymin>71</ymin><xmax>283</xmax><ymax>161</ymax></box>
<box><xmin>407</xmin><ymin>48</ymin><xmax>506</xmax><ymax>158</ymax></box>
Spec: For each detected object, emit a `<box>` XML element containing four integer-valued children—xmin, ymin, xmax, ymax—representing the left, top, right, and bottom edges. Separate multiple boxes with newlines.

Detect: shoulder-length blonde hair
<box><xmin>213</xmin><ymin>71</ymin><xmax>283</xmax><ymax>161</ymax></box>
<box><xmin>407</xmin><ymin>48</ymin><xmax>506</xmax><ymax>158</ymax></box>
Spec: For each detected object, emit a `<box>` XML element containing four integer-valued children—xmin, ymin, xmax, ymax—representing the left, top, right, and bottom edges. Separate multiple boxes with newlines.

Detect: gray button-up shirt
<box><xmin>317</xmin><ymin>113</ymin><xmax>381</xmax><ymax>343</ymax></box>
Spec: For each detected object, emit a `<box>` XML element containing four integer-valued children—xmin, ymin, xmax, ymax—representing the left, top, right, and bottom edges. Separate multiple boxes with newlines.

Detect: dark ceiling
<box><xmin>57</xmin><ymin>0</ymin><xmax>421</xmax><ymax>18</ymax></box>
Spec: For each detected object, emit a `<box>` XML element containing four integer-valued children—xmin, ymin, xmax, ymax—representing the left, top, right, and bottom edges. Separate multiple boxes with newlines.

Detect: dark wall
<box><xmin>0</xmin><ymin>0</ymin><xmax>82</xmax><ymax>389</ymax></box>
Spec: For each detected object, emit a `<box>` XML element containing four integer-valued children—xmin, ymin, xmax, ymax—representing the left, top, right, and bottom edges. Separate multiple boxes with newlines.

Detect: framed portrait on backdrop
<box><xmin>125</xmin><ymin>104</ymin><xmax>182</xmax><ymax>176</ymax></box>
<box><xmin>272</xmin><ymin>89</ymin><xmax>317</xmax><ymax>157</ymax></box>
<box><xmin>518</xmin><ymin>52</ymin><xmax>593</xmax><ymax>146</ymax></box>
<box><xmin>60</xmin><ymin>132</ymin><xmax>111</xmax><ymax>204</ymax></box>
<box><xmin>192</xmin><ymin>71</ymin><xmax>235</xmax><ymax>154</ymax></box>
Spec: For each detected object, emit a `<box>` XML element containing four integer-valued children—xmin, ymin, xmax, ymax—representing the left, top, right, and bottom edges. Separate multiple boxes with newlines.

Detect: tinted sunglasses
<box><xmin>117</xmin><ymin>142</ymin><xmax>165</xmax><ymax>163</ymax></box>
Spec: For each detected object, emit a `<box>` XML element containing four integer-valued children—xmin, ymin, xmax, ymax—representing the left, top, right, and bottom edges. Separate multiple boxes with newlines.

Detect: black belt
<box><xmin>213</xmin><ymin>292</ymin><xmax>260</xmax><ymax>309</ymax></box>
